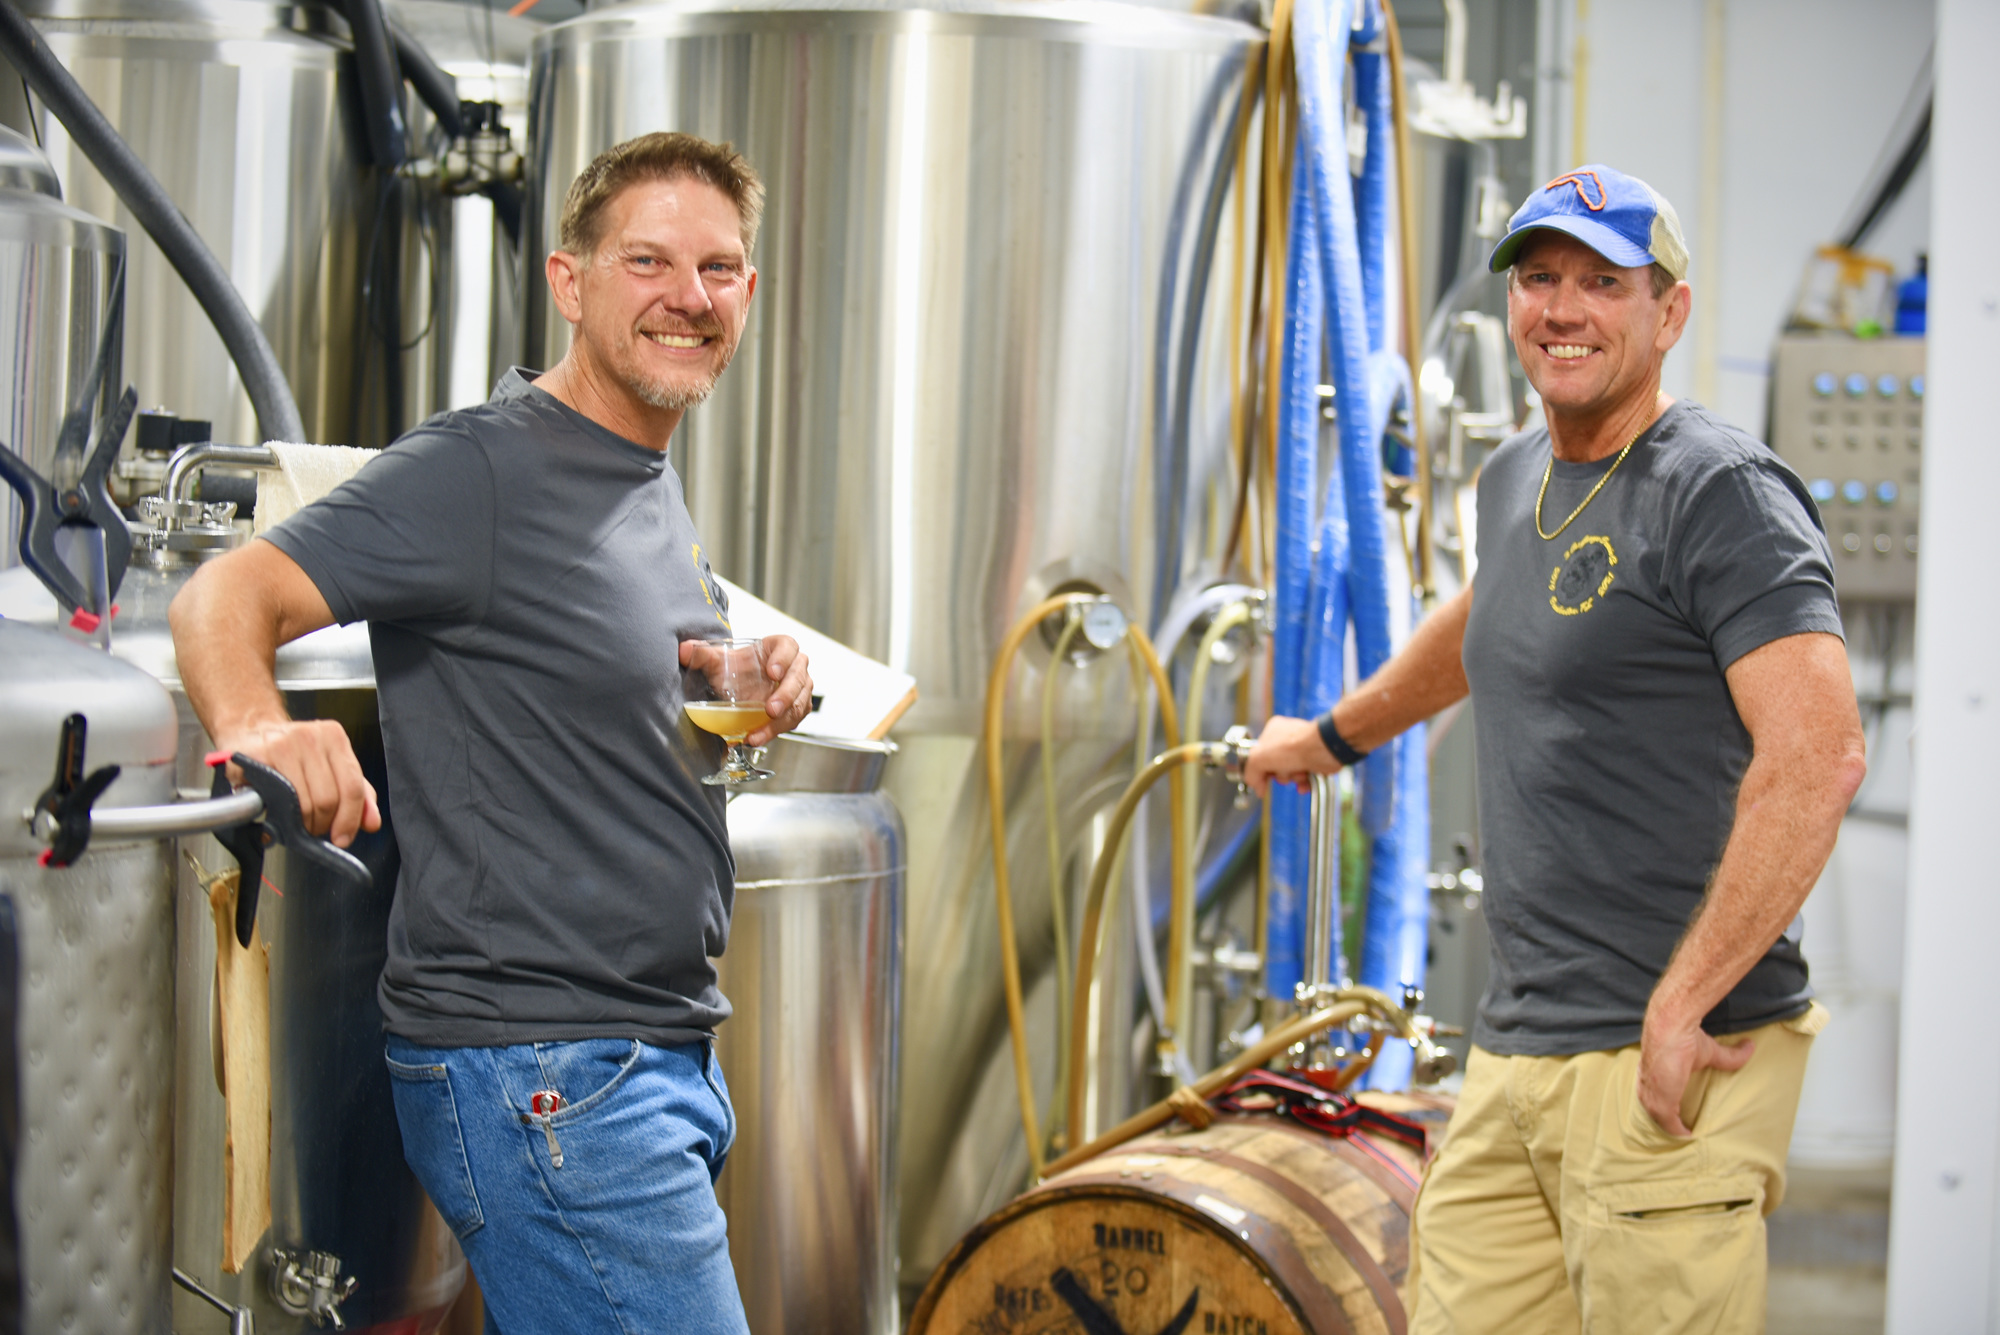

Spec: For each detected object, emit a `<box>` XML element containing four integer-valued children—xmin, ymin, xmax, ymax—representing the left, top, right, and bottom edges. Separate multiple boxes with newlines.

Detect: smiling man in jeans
<box><xmin>1245</xmin><ymin>166</ymin><xmax>1866</xmax><ymax>1332</ymax></box>
<box><xmin>171</xmin><ymin>134</ymin><xmax>809</xmax><ymax>1333</ymax></box>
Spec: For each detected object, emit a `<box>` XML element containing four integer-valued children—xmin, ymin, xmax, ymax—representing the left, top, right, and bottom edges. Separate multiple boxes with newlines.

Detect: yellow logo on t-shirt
<box><xmin>1549</xmin><ymin>535</ymin><xmax>1617</xmax><ymax>616</ymax></box>
<box><xmin>692</xmin><ymin>543</ymin><xmax>732</xmax><ymax>630</ymax></box>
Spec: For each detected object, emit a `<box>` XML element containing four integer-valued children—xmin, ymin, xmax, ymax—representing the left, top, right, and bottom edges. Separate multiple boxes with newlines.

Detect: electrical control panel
<box><xmin>1768</xmin><ymin>335</ymin><xmax>1923</xmax><ymax>601</ymax></box>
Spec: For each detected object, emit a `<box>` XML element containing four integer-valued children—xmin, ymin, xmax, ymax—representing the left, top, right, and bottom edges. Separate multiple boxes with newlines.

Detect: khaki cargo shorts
<box><xmin>1408</xmin><ymin>1002</ymin><xmax>1827</xmax><ymax>1335</ymax></box>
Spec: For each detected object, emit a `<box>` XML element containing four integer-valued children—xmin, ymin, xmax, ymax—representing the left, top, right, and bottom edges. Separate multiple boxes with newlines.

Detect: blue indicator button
<box><xmin>1813</xmin><ymin>372</ymin><xmax>1838</xmax><ymax>397</ymax></box>
<box><xmin>1844</xmin><ymin>373</ymin><xmax>1870</xmax><ymax>397</ymax></box>
<box><xmin>1876</xmin><ymin>480</ymin><xmax>1900</xmax><ymax>505</ymax></box>
<box><xmin>1809</xmin><ymin>478</ymin><xmax>1837</xmax><ymax>503</ymax></box>
<box><xmin>1841</xmin><ymin>479</ymin><xmax>1867</xmax><ymax>505</ymax></box>
<box><xmin>1910</xmin><ymin>374</ymin><xmax>1925</xmax><ymax>399</ymax></box>
<box><xmin>1877</xmin><ymin>374</ymin><xmax>1900</xmax><ymax>397</ymax></box>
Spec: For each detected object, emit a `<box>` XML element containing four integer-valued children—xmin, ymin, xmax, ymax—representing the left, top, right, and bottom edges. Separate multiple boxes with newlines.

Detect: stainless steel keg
<box><xmin>0</xmin><ymin>125</ymin><xmax>123</xmax><ymax>572</ymax></box>
<box><xmin>0</xmin><ymin>620</ymin><xmax>178</xmax><ymax>1333</ymax></box>
<box><xmin>717</xmin><ymin>734</ymin><xmax>904</xmax><ymax>1335</ymax></box>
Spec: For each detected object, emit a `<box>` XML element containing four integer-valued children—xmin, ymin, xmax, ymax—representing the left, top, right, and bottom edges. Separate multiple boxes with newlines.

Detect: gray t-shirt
<box><xmin>1462</xmin><ymin>400</ymin><xmax>1842</xmax><ymax>1056</ymax></box>
<box><xmin>266</xmin><ymin>369</ymin><xmax>737</xmax><ymax>1049</ymax></box>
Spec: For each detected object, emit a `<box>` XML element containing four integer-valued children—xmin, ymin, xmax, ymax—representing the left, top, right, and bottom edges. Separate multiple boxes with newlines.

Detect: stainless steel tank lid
<box><xmin>0</xmin><ymin>566</ymin><xmax>376</xmax><ymax>690</ymax></box>
<box><xmin>0</xmin><ymin>126</ymin><xmax>63</xmax><ymax>199</ymax></box>
<box><xmin>0</xmin><ymin>621</ymin><xmax>178</xmax><ymax>856</ymax></box>
<box><xmin>541</xmin><ymin>0</ymin><xmax>1259</xmax><ymax>47</ymax></box>
<box><xmin>753</xmin><ymin>733</ymin><xmax>896</xmax><ymax>795</ymax></box>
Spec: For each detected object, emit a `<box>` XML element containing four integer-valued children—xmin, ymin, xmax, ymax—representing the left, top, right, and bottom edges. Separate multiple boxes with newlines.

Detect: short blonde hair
<box><xmin>558</xmin><ymin>132</ymin><xmax>765</xmax><ymax>259</ymax></box>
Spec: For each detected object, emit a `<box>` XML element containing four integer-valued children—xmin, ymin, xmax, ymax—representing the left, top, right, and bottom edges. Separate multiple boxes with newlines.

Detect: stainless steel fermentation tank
<box><xmin>386</xmin><ymin>0</ymin><xmax>532</xmax><ymax>409</ymax></box>
<box><xmin>0</xmin><ymin>621</ymin><xmax>179</xmax><ymax>1333</ymax></box>
<box><xmin>0</xmin><ymin>555</ymin><xmax>469</xmax><ymax>1334</ymax></box>
<box><xmin>529</xmin><ymin>0</ymin><xmax>1261</xmax><ymax>1287</ymax></box>
<box><xmin>0</xmin><ymin>123</ymin><xmax>122</xmax><ymax>569</ymax></box>
<box><xmin>718</xmin><ymin>733</ymin><xmax>904</xmax><ymax>1335</ymax></box>
<box><xmin>0</xmin><ymin>0</ymin><xmax>466</xmax><ymax>452</ymax></box>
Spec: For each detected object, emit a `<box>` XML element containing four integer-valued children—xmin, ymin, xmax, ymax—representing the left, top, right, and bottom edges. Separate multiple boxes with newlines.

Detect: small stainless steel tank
<box><xmin>0</xmin><ymin>547</ymin><xmax>468</xmax><ymax>1334</ymax></box>
<box><xmin>0</xmin><ymin>126</ymin><xmax>123</xmax><ymax>571</ymax></box>
<box><xmin>717</xmin><ymin>734</ymin><xmax>904</xmax><ymax>1335</ymax></box>
<box><xmin>0</xmin><ymin>620</ymin><xmax>179</xmax><ymax>1333</ymax></box>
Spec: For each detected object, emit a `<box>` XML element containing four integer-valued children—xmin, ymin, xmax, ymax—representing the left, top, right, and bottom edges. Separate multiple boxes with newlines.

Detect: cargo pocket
<box><xmin>1579</xmin><ymin>1173</ymin><xmax>1765</xmax><ymax>1334</ymax></box>
<box><xmin>384</xmin><ymin>1052</ymin><xmax>486</xmax><ymax>1238</ymax></box>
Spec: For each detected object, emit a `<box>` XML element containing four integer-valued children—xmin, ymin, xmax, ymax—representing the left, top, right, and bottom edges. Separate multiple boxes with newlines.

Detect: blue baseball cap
<box><xmin>1487</xmin><ymin>165</ymin><xmax>1689</xmax><ymax>281</ymax></box>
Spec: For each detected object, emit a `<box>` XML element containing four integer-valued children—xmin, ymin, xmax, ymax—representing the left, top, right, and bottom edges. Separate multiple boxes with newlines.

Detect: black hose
<box><xmin>1837</xmin><ymin>99</ymin><xmax>1929</xmax><ymax>253</ymax></box>
<box><xmin>0</xmin><ymin>0</ymin><xmax>306</xmax><ymax>444</ymax></box>
<box><xmin>387</xmin><ymin>17</ymin><xmax>463</xmax><ymax>140</ymax></box>
<box><xmin>340</xmin><ymin>0</ymin><xmax>409</xmax><ymax>168</ymax></box>
<box><xmin>485</xmin><ymin>180</ymin><xmax>522</xmax><ymax>247</ymax></box>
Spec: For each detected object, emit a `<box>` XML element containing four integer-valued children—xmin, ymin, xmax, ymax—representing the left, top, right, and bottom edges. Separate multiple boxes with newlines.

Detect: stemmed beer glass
<box><xmin>684</xmin><ymin>637</ymin><xmax>776</xmax><ymax>786</ymax></box>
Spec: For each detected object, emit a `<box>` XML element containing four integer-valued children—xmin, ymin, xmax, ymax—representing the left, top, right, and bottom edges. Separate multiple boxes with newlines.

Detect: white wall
<box><xmin>1569</xmin><ymin>0</ymin><xmax>1932</xmax><ymax>434</ymax></box>
<box><xmin>1885</xmin><ymin>1</ymin><xmax>2000</xmax><ymax>1324</ymax></box>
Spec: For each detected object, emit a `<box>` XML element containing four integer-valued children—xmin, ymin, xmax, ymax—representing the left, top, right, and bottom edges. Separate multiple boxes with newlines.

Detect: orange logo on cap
<box><xmin>1544</xmin><ymin>170</ymin><xmax>1608</xmax><ymax>212</ymax></box>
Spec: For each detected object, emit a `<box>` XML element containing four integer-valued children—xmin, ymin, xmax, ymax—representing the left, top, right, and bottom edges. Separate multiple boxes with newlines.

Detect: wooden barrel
<box><xmin>909</xmin><ymin>1093</ymin><xmax>1452</xmax><ymax>1335</ymax></box>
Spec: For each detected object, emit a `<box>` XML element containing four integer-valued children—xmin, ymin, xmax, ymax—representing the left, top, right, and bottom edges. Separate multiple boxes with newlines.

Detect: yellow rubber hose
<box><xmin>1065</xmin><ymin>741</ymin><xmax>1228</xmax><ymax>1143</ymax></box>
<box><xmin>1382</xmin><ymin>0</ymin><xmax>1434</xmax><ymax>602</ymax></box>
<box><xmin>1038</xmin><ymin>612</ymin><xmax>1084</xmax><ymax>1143</ymax></box>
<box><xmin>1044</xmin><ymin>987</ymin><xmax>1426</xmax><ymax>1179</ymax></box>
<box><xmin>985</xmin><ymin>596</ymin><xmax>1186</xmax><ymax>1175</ymax></box>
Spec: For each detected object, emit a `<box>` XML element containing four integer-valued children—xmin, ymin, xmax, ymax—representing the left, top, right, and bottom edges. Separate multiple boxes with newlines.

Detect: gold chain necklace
<box><xmin>1534</xmin><ymin>417</ymin><xmax>1652</xmax><ymax>541</ymax></box>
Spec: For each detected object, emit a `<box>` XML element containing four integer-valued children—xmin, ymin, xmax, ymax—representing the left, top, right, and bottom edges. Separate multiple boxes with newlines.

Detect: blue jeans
<box><xmin>385</xmin><ymin>1034</ymin><xmax>750</xmax><ymax>1335</ymax></box>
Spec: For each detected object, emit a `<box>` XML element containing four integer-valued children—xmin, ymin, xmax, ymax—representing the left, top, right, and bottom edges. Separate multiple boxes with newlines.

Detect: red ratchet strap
<box><xmin>1212</xmin><ymin>1069</ymin><xmax>1429</xmax><ymax>1156</ymax></box>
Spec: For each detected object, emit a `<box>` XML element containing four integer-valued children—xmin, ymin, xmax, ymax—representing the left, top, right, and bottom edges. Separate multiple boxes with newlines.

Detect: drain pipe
<box><xmin>0</xmin><ymin>0</ymin><xmax>305</xmax><ymax>445</ymax></box>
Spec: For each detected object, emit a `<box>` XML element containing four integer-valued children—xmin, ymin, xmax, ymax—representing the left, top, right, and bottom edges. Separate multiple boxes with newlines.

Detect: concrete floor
<box><xmin>1766</xmin><ymin>1164</ymin><xmax>1892</xmax><ymax>1335</ymax></box>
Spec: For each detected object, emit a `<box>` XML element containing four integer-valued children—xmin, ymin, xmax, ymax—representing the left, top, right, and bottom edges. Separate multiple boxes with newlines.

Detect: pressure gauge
<box><xmin>1081</xmin><ymin>599</ymin><xmax>1129</xmax><ymax>652</ymax></box>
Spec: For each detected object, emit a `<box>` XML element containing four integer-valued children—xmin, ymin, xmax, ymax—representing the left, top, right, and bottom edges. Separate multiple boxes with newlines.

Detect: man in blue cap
<box><xmin>1245</xmin><ymin>165</ymin><xmax>1865</xmax><ymax>1332</ymax></box>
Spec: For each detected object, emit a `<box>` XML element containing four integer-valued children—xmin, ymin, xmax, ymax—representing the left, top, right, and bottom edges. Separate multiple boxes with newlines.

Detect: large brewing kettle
<box><xmin>717</xmin><ymin>733</ymin><xmax>905</xmax><ymax>1335</ymax></box>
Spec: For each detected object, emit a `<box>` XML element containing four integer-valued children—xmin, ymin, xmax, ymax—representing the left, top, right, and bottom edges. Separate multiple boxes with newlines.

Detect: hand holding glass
<box><xmin>685</xmin><ymin>637</ymin><xmax>776</xmax><ymax>786</ymax></box>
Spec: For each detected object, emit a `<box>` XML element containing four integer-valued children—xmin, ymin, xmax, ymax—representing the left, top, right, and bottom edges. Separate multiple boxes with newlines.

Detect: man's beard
<box><xmin>623</xmin><ymin>331</ymin><xmax>737</xmax><ymax>411</ymax></box>
<box><xmin>632</xmin><ymin>365</ymin><xmax>719</xmax><ymax>411</ymax></box>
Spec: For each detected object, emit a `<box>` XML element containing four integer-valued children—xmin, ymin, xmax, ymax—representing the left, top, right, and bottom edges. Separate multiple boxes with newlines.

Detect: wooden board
<box><xmin>207</xmin><ymin>870</ymin><xmax>272</xmax><ymax>1274</ymax></box>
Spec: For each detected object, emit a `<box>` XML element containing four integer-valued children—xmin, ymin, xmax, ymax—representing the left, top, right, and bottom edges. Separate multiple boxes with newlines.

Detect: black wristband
<box><xmin>1316</xmin><ymin>711</ymin><xmax>1369</xmax><ymax>766</ymax></box>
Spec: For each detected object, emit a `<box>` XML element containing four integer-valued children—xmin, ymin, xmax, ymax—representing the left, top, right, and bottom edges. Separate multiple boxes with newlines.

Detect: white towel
<box><xmin>252</xmin><ymin>442</ymin><xmax>377</xmax><ymax>536</ymax></box>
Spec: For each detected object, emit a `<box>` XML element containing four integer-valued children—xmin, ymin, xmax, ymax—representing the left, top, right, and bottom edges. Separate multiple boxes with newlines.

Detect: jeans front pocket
<box><xmin>701</xmin><ymin>1039</ymin><xmax>737</xmax><ymax>1168</ymax></box>
<box><xmin>384</xmin><ymin>1050</ymin><xmax>486</xmax><ymax>1238</ymax></box>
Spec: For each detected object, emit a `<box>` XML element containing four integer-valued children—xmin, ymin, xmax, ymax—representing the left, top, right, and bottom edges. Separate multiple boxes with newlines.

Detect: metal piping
<box><xmin>1065</xmin><ymin>739</ymin><xmax>1240</xmax><ymax>1145</ymax></box>
<box><xmin>1043</xmin><ymin>982</ymin><xmax>1451</xmax><ymax>1180</ymax></box>
<box><xmin>165</xmin><ymin>443</ymin><xmax>277</xmax><ymax>505</ymax></box>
